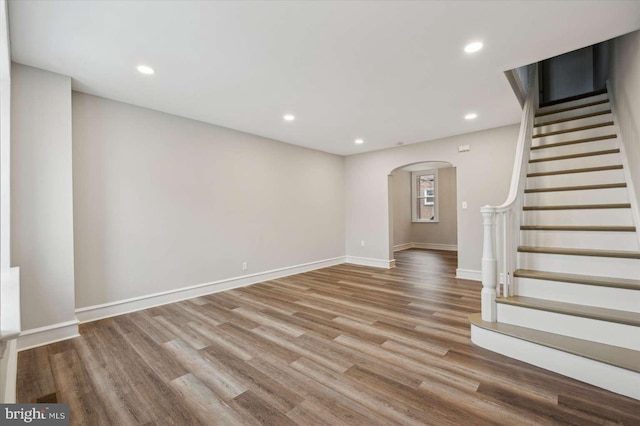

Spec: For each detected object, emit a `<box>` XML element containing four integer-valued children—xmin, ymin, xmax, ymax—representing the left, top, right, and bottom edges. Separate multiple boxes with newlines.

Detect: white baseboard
<box><xmin>0</xmin><ymin>339</ymin><xmax>17</xmax><ymax>402</ymax></box>
<box><xmin>471</xmin><ymin>325</ymin><xmax>640</xmax><ymax>400</ymax></box>
<box><xmin>456</xmin><ymin>268</ymin><xmax>482</xmax><ymax>281</ymax></box>
<box><xmin>345</xmin><ymin>256</ymin><xmax>395</xmax><ymax>269</ymax></box>
<box><xmin>75</xmin><ymin>256</ymin><xmax>346</xmax><ymax>324</ymax></box>
<box><xmin>412</xmin><ymin>242</ymin><xmax>458</xmax><ymax>251</ymax></box>
<box><xmin>18</xmin><ymin>319</ymin><xmax>80</xmax><ymax>351</ymax></box>
<box><xmin>394</xmin><ymin>242</ymin><xmax>458</xmax><ymax>252</ymax></box>
<box><xmin>455</xmin><ymin>269</ymin><xmax>505</xmax><ymax>283</ymax></box>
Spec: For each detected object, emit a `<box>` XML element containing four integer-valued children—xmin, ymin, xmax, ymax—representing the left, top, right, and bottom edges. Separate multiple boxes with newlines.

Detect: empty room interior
<box><xmin>1</xmin><ymin>1</ymin><xmax>640</xmax><ymax>424</ymax></box>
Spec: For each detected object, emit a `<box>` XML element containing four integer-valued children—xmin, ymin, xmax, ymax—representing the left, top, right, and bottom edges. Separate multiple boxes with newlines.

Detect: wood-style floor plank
<box><xmin>17</xmin><ymin>249</ymin><xmax>640</xmax><ymax>425</ymax></box>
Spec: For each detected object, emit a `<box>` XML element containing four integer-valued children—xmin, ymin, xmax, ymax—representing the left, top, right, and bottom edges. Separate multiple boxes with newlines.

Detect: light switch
<box><xmin>462</xmin><ymin>201</ymin><xmax>468</xmax><ymax>209</ymax></box>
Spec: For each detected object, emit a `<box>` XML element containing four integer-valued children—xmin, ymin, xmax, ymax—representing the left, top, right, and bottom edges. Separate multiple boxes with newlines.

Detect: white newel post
<box><xmin>480</xmin><ymin>206</ymin><xmax>497</xmax><ymax>322</ymax></box>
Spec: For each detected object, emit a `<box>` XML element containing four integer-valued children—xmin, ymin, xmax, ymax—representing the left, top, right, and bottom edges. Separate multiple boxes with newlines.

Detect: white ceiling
<box><xmin>8</xmin><ymin>1</ymin><xmax>640</xmax><ymax>156</ymax></box>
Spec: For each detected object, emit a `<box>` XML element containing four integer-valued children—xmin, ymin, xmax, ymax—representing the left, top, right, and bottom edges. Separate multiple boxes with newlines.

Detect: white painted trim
<box><xmin>456</xmin><ymin>269</ymin><xmax>504</xmax><ymax>283</ymax></box>
<box><xmin>0</xmin><ymin>267</ymin><xmax>21</xmax><ymax>342</ymax></box>
<box><xmin>456</xmin><ymin>268</ymin><xmax>482</xmax><ymax>281</ymax></box>
<box><xmin>76</xmin><ymin>256</ymin><xmax>346</xmax><ymax>324</ymax></box>
<box><xmin>471</xmin><ymin>325</ymin><xmax>640</xmax><ymax>400</ymax></box>
<box><xmin>18</xmin><ymin>319</ymin><xmax>80</xmax><ymax>351</ymax></box>
<box><xmin>345</xmin><ymin>256</ymin><xmax>395</xmax><ymax>269</ymax></box>
<box><xmin>0</xmin><ymin>0</ymin><xmax>8</xmax><ymax>80</ymax></box>
<box><xmin>393</xmin><ymin>243</ymin><xmax>413</xmax><ymax>252</ymax></box>
<box><xmin>0</xmin><ymin>0</ymin><xmax>11</xmax><ymax>274</ymax></box>
<box><xmin>0</xmin><ymin>339</ymin><xmax>16</xmax><ymax>403</ymax></box>
<box><xmin>412</xmin><ymin>242</ymin><xmax>457</xmax><ymax>251</ymax></box>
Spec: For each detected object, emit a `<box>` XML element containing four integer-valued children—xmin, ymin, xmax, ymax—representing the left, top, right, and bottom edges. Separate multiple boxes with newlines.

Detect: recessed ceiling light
<box><xmin>464</xmin><ymin>41</ymin><xmax>483</xmax><ymax>53</ymax></box>
<box><xmin>137</xmin><ymin>65</ymin><xmax>155</xmax><ymax>75</ymax></box>
<box><xmin>465</xmin><ymin>113</ymin><xmax>478</xmax><ymax>120</ymax></box>
<box><xmin>355</xmin><ymin>138</ymin><xmax>364</xmax><ymax>145</ymax></box>
<box><xmin>283</xmin><ymin>114</ymin><xmax>295</xmax><ymax>121</ymax></box>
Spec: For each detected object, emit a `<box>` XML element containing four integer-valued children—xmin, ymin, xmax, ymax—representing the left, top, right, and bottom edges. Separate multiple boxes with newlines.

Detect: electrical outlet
<box><xmin>242</xmin><ymin>262</ymin><xmax>248</xmax><ymax>271</ymax></box>
<box><xmin>361</xmin><ymin>240</ymin><xmax>365</xmax><ymax>246</ymax></box>
<box><xmin>458</xmin><ymin>144</ymin><xmax>470</xmax><ymax>152</ymax></box>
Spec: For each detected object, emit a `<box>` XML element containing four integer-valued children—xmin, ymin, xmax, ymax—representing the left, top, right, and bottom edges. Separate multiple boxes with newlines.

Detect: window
<box><xmin>411</xmin><ymin>170</ymin><xmax>438</xmax><ymax>222</ymax></box>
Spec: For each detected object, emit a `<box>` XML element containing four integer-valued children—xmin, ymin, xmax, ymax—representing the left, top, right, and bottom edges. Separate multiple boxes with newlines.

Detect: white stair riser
<box><xmin>471</xmin><ymin>326</ymin><xmax>640</xmax><ymax>400</ymax></box>
<box><xmin>522</xmin><ymin>209</ymin><xmax>634</xmax><ymax>226</ymax></box>
<box><xmin>516</xmin><ymin>277</ymin><xmax>640</xmax><ymax>313</ymax></box>
<box><xmin>530</xmin><ymin>138</ymin><xmax>619</xmax><ymax>160</ymax></box>
<box><xmin>528</xmin><ymin>153</ymin><xmax>621</xmax><ymax>175</ymax></box>
<box><xmin>533</xmin><ymin>125</ymin><xmax>616</xmax><ymax>146</ymax></box>
<box><xmin>535</xmin><ymin>102</ymin><xmax>611</xmax><ymax>125</ymax></box>
<box><xmin>526</xmin><ymin>169</ymin><xmax>626</xmax><ymax>189</ymax></box>
<box><xmin>534</xmin><ymin>114</ymin><xmax>613</xmax><ymax>135</ymax></box>
<box><xmin>519</xmin><ymin>252</ymin><xmax>640</xmax><ymax>280</ymax></box>
<box><xmin>537</xmin><ymin>93</ymin><xmax>609</xmax><ymax>115</ymax></box>
<box><xmin>497</xmin><ymin>304</ymin><xmax>640</xmax><ymax>350</ymax></box>
<box><xmin>524</xmin><ymin>188</ymin><xmax>629</xmax><ymax>206</ymax></box>
<box><xmin>521</xmin><ymin>230</ymin><xmax>639</xmax><ymax>251</ymax></box>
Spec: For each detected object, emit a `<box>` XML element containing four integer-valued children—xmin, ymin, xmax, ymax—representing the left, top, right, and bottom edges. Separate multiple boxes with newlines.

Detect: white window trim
<box><xmin>411</xmin><ymin>169</ymin><xmax>439</xmax><ymax>223</ymax></box>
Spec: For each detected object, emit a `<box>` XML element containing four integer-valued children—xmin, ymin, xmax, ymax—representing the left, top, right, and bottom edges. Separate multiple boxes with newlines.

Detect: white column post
<box><xmin>481</xmin><ymin>205</ymin><xmax>498</xmax><ymax>322</ymax></box>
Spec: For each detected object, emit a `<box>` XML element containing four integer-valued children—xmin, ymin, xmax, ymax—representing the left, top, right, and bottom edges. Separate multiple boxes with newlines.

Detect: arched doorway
<box><xmin>388</xmin><ymin>161</ymin><xmax>458</xmax><ymax>262</ymax></box>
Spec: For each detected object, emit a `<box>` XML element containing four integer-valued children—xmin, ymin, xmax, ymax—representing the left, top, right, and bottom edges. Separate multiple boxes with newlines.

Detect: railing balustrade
<box><xmin>480</xmin><ymin>64</ymin><xmax>538</xmax><ymax>321</ymax></box>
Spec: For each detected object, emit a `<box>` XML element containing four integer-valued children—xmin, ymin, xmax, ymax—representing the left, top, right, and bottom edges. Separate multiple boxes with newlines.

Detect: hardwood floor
<box><xmin>17</xmin><ymin>249</ymin><xmax>640</xmax><ymax>425</ymax></box>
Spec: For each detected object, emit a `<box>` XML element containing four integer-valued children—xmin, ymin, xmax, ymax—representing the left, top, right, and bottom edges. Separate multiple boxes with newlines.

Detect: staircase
<box><xmin>470</xmin><ymin>88</ymin><xmax>640</xmax><ymax>400</ymax></box>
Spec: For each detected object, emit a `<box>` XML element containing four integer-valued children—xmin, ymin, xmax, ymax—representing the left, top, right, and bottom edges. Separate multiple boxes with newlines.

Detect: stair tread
<box><xmin>535</xmin><ymin>110</ymin><xmax>612</xmax><ymax>127</ymax></box>
<box><xmin>527</xmin><ymin>164</ymin><xmax>623</xmax><ymax>177</ymax></box>
<box><xmin>524</xmin><ymin>183</ymin><xmax>626</xmax><ymax>193</ymax></box>
<box><xmin>531</xmin><ymin>134</ymin><xmax>617</xmax><ymax>151</ymax></box>
<box><xmin>535</xmin><ymin>99</ymin><xmax>609</xmax><ymax>118</ymax></box>
<box><xmin>533</xmin><ymin>121</ymin><xmax>614</xmax><ymax>138</ymax></box>
<box><xmin>514</xmin><ymin>269</ymin><xmax>640</xmax><ymax>290</ymax></box>
<box><xmin>496</xmin><ymin>296</ymin><xmax>640</xmax><ymax>327</ymax></box>
<box><xmin>469</xmin><ymin>313</ymin><xmax>640</xmax><ymax>373</ymax></box>
<box><xmin>523</xmin><ymin>203</ymin><xmax>631</xmax><ymax>211</ymax></box>
<box><xmin>518</xmin><ymin>246</ymin><xmax>640</xmax><ymax>259</ymax></box>
<box><xmin>529</xmin><ymin>148</ymin><xmax>620</xmax><ymax>163</ymax></box>
<box><xmin>520</xmin><ymin>225</ymin><xmax>636</xmax><ymax>232</ymax></box>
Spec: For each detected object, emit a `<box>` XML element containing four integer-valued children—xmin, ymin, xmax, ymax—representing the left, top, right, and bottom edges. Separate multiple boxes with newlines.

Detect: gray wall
<box><xmin>610</xmin><ymin>30</ymin><xmax>640</xmax><ymax>211</ymax></box>
<box><xmin>411</xmin><ymin>166</ymin><xmax>457</xmax><ymax>246</ymax></box>
<box><xmin>72</xmin><ymin>93</ymin><xmax>345</xmax><ymax>308</ymax></box>
<box><xmin>345</xmin><ymin>124</ymin><xmax>519</xmax><ymax>273</ymax></box>
<box><xmin>11</xmin><ymin>64</ymin><xmax>76</xmax><ymax>330</ymax></box>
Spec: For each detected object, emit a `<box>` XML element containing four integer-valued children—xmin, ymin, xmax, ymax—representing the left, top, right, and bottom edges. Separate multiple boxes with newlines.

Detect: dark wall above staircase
<box><xmin>539</xmin><ymin>41</ymin><xmax>611</xmax><ymax>106</ymax></box>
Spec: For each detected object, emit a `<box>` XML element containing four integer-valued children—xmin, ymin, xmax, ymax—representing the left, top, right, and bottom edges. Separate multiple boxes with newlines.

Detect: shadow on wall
<box><xmin>388</xmin><ymin>161</ymin><xmax>458</xmax><ymax>259</ymax></box>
